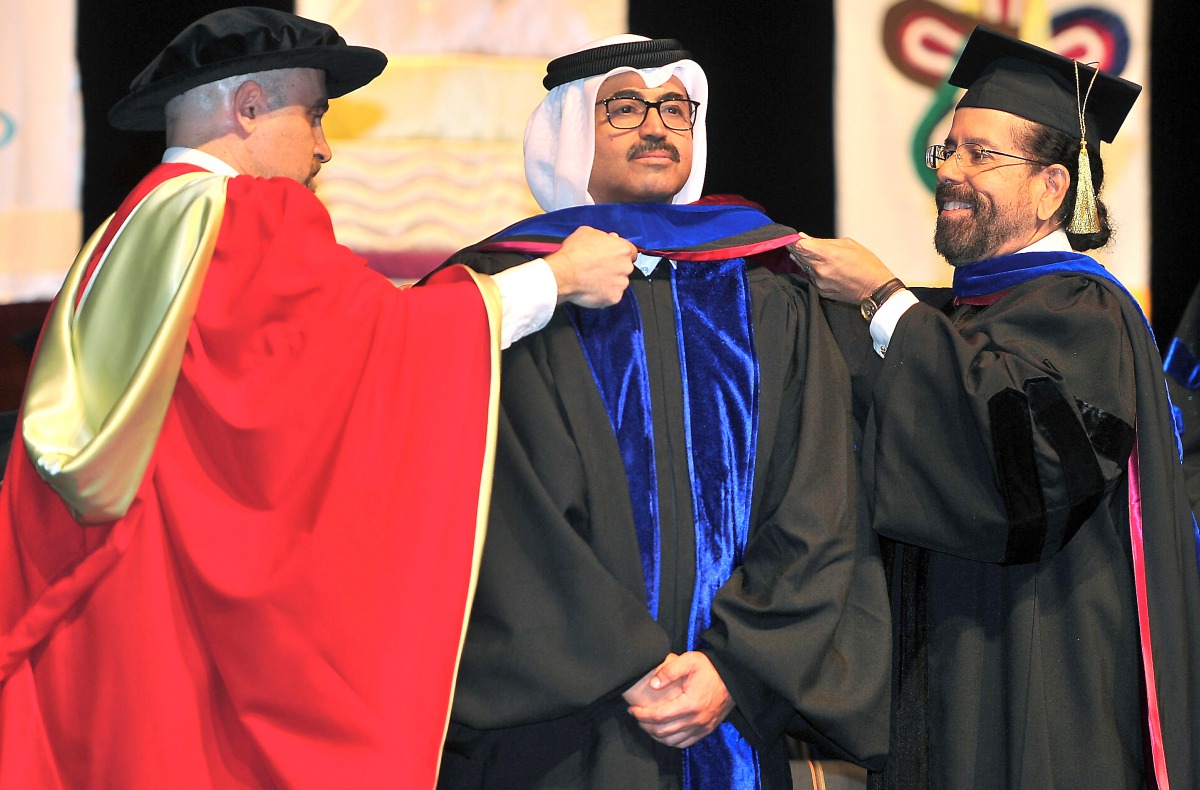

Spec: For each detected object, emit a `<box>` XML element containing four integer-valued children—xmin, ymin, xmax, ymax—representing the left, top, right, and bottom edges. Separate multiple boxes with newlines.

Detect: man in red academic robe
<box><xmin>0</xmin><ymin>8</ymin><xmax>636</xmax><ymax>789</ymax></box>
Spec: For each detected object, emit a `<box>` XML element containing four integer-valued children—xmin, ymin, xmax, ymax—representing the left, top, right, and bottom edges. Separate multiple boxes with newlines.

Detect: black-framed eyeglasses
<box><xmin>926</xmin><ymin>143</ymin><xmax>1049</xmax><ymax>172</ymax></box>
<box><xmin>596</xmin><ymin>96</ymin><xmax>701</xmax><ymax>131</ymax></box>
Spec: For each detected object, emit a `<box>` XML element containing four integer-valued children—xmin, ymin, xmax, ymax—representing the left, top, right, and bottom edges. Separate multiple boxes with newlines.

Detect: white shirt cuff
<box><xmin>493</xmin><ymin>259</ymin><xmax>557</xmax><ymax>350</ymax></box>
<box><xmin>869</xmin><ymin>289</ymin><xmax>919</xmax><ymax>358</ymax></box>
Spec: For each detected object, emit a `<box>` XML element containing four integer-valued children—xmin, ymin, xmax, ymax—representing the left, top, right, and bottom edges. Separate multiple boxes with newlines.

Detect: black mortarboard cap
<box><xmin>949</xmin><ymin>26</ymin><xmax>1141</xmax><ymax>154</ymax></box>
<box><xmin>543</xmin><ymin>38</ymin><xmax>692</xmax><ymax>90</ymax></box>
<box><xmin>109</xmin><ymin>6</ymin><xmax>387</xmax><ymax>132</ymax></box>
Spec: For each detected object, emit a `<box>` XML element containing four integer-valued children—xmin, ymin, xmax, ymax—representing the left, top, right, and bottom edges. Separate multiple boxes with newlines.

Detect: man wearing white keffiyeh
<box><xmin>437</xmin><ymin>34</ymin><xmax>892</xmax><ymax>790</ymax></box>
<box><xmin>523</xmin><ymin>33</ymin><xmax>708</xmax><ymax>212</ymax></box>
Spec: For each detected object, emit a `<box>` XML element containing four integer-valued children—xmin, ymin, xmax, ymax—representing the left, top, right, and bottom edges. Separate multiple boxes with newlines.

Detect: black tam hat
<box><xmin>109</xmin><ymin>6</ymin><xmax>387</xmax><ymax>131</ymax></box>
<box><xmin>949</xmin><ymin>26</ymin><xmax>1140</xmax><ymax>156</ymax></box>
<box><xmin>542</xmin><ymin>38</ymin><xmax>692</xmax><ymax>90</ymax></box>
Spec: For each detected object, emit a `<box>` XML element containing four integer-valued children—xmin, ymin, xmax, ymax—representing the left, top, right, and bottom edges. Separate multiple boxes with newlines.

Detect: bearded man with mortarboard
<box><xmin>792</xmin><ymin>25</ymin><xmax>1200</xmax><ymax>790</ymax></box>
<box><xmin>0</xmin><ymin>7</ymin><xmax>638</xmax><ymax>788</ymax></box>
<box><xmin>435</xmin><ymin>34</ymin><xmax>892</xmax><ymax>790</ymax></box>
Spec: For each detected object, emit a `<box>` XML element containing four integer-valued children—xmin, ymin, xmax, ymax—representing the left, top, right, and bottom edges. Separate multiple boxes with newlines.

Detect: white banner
<box><xmin>0</xmin><ymin>0</ymin><xmax>82</xmax><ymax>304</ymax></box>
<box><xmin>835</xmin><ymin>0</ymin><xmax>1149</xmax><ymax>308</ymax></box>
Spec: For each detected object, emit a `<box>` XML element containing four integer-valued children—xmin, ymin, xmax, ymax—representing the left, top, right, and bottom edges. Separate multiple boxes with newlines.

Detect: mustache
<box><xmin>627</xmin><ymin>140</ymin><xmax>680</xmax><ymax>162</ymax></box>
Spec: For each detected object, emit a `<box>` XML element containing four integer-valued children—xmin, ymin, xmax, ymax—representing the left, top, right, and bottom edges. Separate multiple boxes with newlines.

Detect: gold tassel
<box><xmin>1069</xmin><ymin>62</ymin><xmax>1101</xmax><ymax>234</ymax></box>
<box><xmin>1069</xmin><ymin>143</ymin><xmax>1099</xmax><ymax>233</ymax></box>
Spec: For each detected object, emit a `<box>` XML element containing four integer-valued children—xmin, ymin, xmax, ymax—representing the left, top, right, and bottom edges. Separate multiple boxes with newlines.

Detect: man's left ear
<box><xmin>1037</xmin><ymin>163</ymin><xmax>1070</xmax><ymax>222</ymax></box>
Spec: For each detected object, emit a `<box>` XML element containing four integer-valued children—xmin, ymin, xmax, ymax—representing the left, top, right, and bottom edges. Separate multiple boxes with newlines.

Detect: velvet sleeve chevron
<box><xmin>867</xmin><ymin>273</ymin><xmax>1138</xmax><ymax>564</ymax></box>
<box><xmin>988</xmin><ymin>378</ymin><xmax>1134</xmax><ymax>564</ymax></box>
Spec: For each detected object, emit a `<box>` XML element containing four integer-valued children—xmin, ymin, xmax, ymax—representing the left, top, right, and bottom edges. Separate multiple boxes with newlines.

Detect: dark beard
<box><xmin>933</xmin><ymin>184</ymin><xmax>1026</xmax><ymax>266</ymax></box>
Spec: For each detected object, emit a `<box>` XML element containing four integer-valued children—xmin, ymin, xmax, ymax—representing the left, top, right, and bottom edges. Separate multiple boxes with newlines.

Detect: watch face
<box><xmin>860</xmin><ymin>299</ymin><xmax>877</xmax><ymax>321</ymax></box>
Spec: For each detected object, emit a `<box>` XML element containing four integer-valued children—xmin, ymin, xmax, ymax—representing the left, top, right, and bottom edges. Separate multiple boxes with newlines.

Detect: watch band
<box><xmin>860</xmin><ymin>277</ymin><xmax>906</xmax><ymax>321</ymax></box>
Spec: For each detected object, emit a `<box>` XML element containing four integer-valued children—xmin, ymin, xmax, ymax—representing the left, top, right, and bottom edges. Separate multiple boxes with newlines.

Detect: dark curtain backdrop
<box><xmin>77</xmin><ymin>0</ymin><xmax>293</xmax><ymax>236</ymax></box>
<box><xmin>74</xmin><ymin>0</ymin><xmax>1199</xmax><ymax>345</ymax></box>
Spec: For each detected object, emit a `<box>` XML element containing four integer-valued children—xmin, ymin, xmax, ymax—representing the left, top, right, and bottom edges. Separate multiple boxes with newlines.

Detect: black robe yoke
<box><xmin>439</xmin><ymin>253</ymin><xmax>891</xmax><ymax>790</ymax></box>
<box><xmin>828</xmin><ymin>274</ymin><xmax>1200</xmax><ymax>790</ymax></box>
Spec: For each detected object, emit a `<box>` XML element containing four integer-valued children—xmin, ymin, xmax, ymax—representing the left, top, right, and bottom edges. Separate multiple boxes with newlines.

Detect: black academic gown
<box><xmin>826</xmin><ymin>274</ymin><xmax>1200</xmax><ymax>790</ymax></box>
<box><xmin>438</xmin><ymin>251</ymin><xmax>891</xmax><ymax>790</ymax></box>
<box><xmin>1164</xmin><ymin>280</ymin><xmax>1200</xmax><ymax>512</ymax></box>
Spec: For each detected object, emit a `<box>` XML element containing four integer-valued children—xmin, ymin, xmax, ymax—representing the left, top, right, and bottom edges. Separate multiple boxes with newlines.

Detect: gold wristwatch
<box><xmin>860</xmin><ymin>277</ymin><xmax>906</xmax><ymax>321</ymax></box>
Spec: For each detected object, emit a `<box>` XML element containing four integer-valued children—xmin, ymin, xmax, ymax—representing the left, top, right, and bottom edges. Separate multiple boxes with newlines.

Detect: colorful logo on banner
<box><xmin>882</xmin><ymin>1</ymin><xmax>1130</xmax><ymax>191</ymax></box>
<box><xmin>0</xmin><ymin>109</ymin><xmax>15</xmax><ymax>148</ymax></box>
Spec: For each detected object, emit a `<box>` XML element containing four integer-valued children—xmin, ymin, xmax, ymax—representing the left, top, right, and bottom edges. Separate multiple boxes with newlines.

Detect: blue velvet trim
<box><xmin>673</xmin><ymin>259</ymin><xmax>761</xmax><ymax>789</ymax></box>
<box><xmin>953</xmin><ymin>249</ymin><xmax>1156</xmax><ymax>342</ymax></box>
<box><xmin>952</xmin><ymin>250</ymin><xmax>1130</xmax><ymax>305</ymax></box>
<box><xmin>1195</xmin><ymin>515</ymin><xmax>1200</xmax><ymax>578</ymax></box>
<box><xmin>1164</xmin><ymin>337</ymin><xmax>1200</xmax><ymax>391</ymax></box>
<box><xmin>483</xmin><ymin>202</ymin><xmax>779</xmax><ymax>251</ymax></box>
<box><xmin>568</xmin><ymin>258</ymin><xmax>761</xmax><ymax>787</ymax></box>
<box><xmin>673</xmin><ymin>259</ymin><xmax>758</xmax><ymax>648</ymax></box>
<box><xmin>1164</xmin><ymin>338</ymin><xmax>1199</xmax><ymax>458</ymax></box>
<box><xmin>683</xmin><ymin>723</ymin><xmax>762</xmax><ymax>790</ymax></box>
<box><xmin>1169</xmin><ymin>347</ymin><xmax>1200</xmax><ymax>568</ymax></box>
<box><xmin>567</xmin><ymin>295</ymin><xmax>661</xmax><ymax>618</ymax></box>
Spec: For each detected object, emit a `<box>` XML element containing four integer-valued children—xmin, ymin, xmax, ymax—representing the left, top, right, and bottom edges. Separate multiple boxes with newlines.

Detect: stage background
<box><xmin>0</xmin><ymin>0</ymin><xmax>1196</xmax><ymax>411</ymax></box>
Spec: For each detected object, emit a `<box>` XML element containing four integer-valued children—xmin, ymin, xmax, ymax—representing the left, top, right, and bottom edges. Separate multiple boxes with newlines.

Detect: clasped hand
<box><xmin>622</xmin><ymin>651</ymin><xmax>735</xmax><ymax>749</ymax></box>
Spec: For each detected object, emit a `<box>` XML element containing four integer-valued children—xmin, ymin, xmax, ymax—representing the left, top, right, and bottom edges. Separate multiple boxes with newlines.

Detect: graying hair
<box><xmin>164</xmin><ymin>68</ymin><xmax>296</xmax><ymax>126</ymax></box>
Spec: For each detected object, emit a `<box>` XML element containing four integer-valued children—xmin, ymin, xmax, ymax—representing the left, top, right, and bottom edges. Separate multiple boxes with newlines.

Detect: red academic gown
<box><xmin>0</xmin><ymin>164</ymin><xmax>499</xmax><ymax>788</ymax></box>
